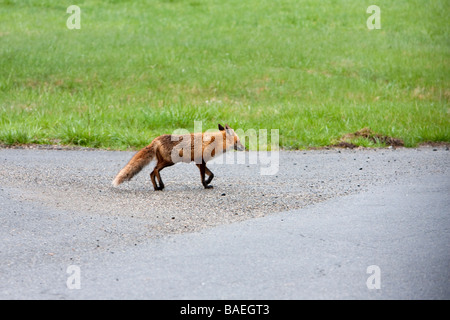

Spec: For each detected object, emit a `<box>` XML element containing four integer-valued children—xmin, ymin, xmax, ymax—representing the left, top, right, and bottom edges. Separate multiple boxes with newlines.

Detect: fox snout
<box><xmin>234</xmin><ymin>141</ymin><xmax>245</xmax><ymax>151</ymax></box>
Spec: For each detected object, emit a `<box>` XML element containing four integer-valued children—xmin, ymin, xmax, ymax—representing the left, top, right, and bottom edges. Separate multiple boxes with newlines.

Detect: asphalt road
<box><xmin>0</xmin><ymin>146</ymin><xmax>449</xmax><ymax>299</ymax></box>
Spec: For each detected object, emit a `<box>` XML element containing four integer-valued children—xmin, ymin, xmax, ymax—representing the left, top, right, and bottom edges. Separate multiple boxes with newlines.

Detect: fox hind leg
<box><xmin>150</xmin><ymin>169</ymin><xmax>164</xmax><ymax>191</ymax></box>
<box><xmin>150</xmin><ymin>160</ymin><xmax>174</xmax><ymax>191</ymax></box>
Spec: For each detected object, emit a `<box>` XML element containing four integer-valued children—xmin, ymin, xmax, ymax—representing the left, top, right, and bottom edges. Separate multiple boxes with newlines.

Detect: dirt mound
<box><xmin>334</xmin><ymin>128</ymin><xmax>404</xmax><ymax>149</ymax></box>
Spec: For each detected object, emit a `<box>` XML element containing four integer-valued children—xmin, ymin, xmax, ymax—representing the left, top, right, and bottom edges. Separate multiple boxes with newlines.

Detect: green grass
<box><xmin>0</xmin><ymin>0</ymin><xmax>449</xmax><ymax>149</ymax></box>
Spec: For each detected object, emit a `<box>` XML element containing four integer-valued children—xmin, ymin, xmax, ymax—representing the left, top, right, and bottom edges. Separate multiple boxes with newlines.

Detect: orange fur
<box><xmin>112</xmin><ymin>124</ymin><xmax>244</xmax><ymax>190</ymax></box>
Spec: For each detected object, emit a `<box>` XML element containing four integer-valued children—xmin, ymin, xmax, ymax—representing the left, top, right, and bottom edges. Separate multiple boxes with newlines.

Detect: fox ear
<box><xmin>218</xmin><ymin>124</ymin><xmax>225</xmax><ymax>131</ymax></box>
<box><xmin>224</xmin><ymin>124</ymin><xmax>233</xmax><ymax>135</ymax></box>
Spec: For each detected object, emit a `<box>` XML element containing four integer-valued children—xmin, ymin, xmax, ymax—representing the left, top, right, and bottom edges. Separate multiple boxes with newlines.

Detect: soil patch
<box><xmin>333</xmin><ymin>128</ymin><xmax>404</xmax><ymax>149</ymax></box>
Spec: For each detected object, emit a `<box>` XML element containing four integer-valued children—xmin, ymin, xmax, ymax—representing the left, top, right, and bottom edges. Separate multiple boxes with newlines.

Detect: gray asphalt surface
<box><xmin>0</xmin><ymin>146</ymin><xmax>449</xmax><ymax>299</ymax></box>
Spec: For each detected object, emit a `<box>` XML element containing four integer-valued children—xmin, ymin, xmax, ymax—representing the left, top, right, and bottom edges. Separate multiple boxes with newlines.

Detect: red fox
<box><xmin>112</xmin><ymin>124</ymin><xmax>245</xmax><ymax>190</ymax></box>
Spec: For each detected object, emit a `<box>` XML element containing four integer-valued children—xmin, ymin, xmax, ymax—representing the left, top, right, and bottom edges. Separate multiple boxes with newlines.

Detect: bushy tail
<box><xmin>112</xmin><ymin>144</ymin><xmax>155</xmax><ymax>186</ymax></box>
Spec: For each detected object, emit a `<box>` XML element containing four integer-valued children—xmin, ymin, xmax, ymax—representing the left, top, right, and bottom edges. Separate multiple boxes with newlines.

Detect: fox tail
<box><xmin>112</xmin><ymin>144</ymin><xmax>155</xmax><ymax>187</ymax></box>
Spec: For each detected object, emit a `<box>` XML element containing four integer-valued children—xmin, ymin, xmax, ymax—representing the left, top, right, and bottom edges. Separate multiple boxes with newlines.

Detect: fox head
<box><xmin>218</xmin><ymin>124</ymin><xmax>245</xmax><ymax>151</ymax></box>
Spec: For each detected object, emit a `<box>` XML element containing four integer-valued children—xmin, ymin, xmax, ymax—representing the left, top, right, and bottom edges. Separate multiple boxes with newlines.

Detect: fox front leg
<box><xmin>204</xmin><ymin>166</ymin><xmax>214</xmax><ymax>185</ymax></box>
<box><xmin>196</xmin><ymin>162</ymin><xmax>213</xmax><ymax>189</ymax></box>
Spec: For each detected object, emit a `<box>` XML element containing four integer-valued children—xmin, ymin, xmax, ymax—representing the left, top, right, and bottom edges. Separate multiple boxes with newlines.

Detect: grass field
<box><xmin>0</xmin><ymin>0</ymin><xmax>448</xmax><ymax>149</ymax></box>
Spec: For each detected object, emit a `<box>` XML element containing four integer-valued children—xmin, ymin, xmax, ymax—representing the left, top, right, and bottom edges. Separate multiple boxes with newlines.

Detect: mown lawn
<box><xmin>0</xmin><ymin>0</ymin><xmax>448</xmax><ymax>149</ymax></box>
